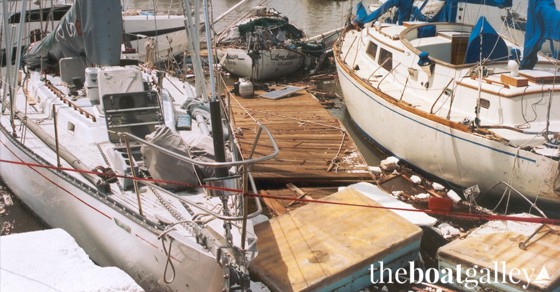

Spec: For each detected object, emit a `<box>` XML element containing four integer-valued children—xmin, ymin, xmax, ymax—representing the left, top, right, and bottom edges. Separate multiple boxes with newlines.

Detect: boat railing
<box><xmin>117</xmin><ymin>122</ymin><xmax>279</xmax><ymax>221</ymax></box>
<box><xmin>117</xmin><ymin>122</ymin><xmax>279</xmax><ymax>168</ymax></box>
<box><xmin>141</xmin><ymin>177</ymin><xmax>263</xmax><ymax>222</ymax></box>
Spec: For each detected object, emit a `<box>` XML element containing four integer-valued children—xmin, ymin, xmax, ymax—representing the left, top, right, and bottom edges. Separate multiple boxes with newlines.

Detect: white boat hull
<box><xmin>217</xmin><ymin>47</ymin><xmax>304</xmax><ymax>81</ymax></box>
<box><xmin>123</xmin><ymin>14</ymin><xmax>188</xmax><ymax>60</ymax></box>
<box><xmin>0</xmin><ymin>116</ymin><xmax>225</xmax><ymax>292</ymax></box>
<box><xmin>335</xmin><ymin>62</ymin><xmax>560</xmax><ymax>204</ymax></box>
<box><xmin>1</xmin><ymin>7</ymin><xmax>187</xmax><ymax>63</ymax></box>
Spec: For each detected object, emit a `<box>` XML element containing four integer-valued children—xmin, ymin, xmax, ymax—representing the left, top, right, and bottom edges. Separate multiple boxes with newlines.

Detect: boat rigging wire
<box><xmin>0</xmin><ymin>157</ymin><xmax>559</xmax><ymax>225</ymax></box>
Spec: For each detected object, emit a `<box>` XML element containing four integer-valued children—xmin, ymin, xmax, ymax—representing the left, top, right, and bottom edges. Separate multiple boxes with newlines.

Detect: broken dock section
<box><xmin>228</xmin><ymin>84</ymin><xmax>374</xmax><ymax>186</ymax></box>
<box><xmin>250</xmin><ymin>186</ymin><xmax>423</xmax><ymax>291</ymax></box>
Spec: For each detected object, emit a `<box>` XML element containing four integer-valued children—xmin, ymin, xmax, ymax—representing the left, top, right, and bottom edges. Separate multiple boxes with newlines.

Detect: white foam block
<box><xmin>343</xmin><ymin>182</ymin><xmax>437</xmax><ymax>226</ymax></box>
<box><xmin>1</xmin><ymin>228</ymin><xmax>144</xmax><ymax>292</ymax></box>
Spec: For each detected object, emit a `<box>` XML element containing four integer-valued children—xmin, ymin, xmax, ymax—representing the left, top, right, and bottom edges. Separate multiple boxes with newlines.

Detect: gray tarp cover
<box><xmin>23</xmin><ymin>0</ymin><xmax>122</xmax><ymax>68</ymax></box>
<box><xmin>141</xmin><ymin>127</ymin><xmax>217</xmax><ymax>190</ymax></box>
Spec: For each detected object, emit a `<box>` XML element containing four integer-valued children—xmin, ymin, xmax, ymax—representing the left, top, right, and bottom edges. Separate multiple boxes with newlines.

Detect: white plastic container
<box><xmin>85</xmin><ymin>67</ymin><xmax>100</xmax><ymax>104</ymax></box>
<box><xmin>239</xmin><ymin>79</ymin><xmax>254</xmax><ymax>98</ymax></box>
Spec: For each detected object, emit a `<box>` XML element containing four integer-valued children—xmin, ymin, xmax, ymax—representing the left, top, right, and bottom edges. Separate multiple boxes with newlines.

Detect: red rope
<box><xmin>249</xmin><ymin>192</ymin><xmax>560</xmax><ymax>225</ymax></box>
<box><xmin>0</xmin><ymin>158</ymin><xmax>238</xmax><ymax>192</ymax></box>
<box><xmin>2</xmin><ymin>158</ymin><xmax>559</xmax><ymax>225</ymax></box>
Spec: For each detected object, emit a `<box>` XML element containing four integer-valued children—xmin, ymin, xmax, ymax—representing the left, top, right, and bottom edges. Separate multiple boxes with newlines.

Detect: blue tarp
<box><xmin>355</xmin><ymin>0</ymin><xmax>513</xmax><ymax>25</ymax></box>
<box><xmin>520</xmin><ymin>0</ymin><xmax>560</xmax><ymax>69</ymax></box>
<box><xmin>434</xmin><ymin>0</ymin><xmax>512</xmax><ymax>22</ymax></box>
<box><xmin>354</xmin><ymin>0</ymin><xmax>413</xmax><ymax>26</ymax></box>
<box><xmin>464</xmin><ymin>16</ymin><xmax>508</xmax><ymax>63</ymax></box>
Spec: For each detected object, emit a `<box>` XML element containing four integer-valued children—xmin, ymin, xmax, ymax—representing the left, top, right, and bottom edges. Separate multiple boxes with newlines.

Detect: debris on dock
<box><xmin>229</xmin><ymin>84</ymin><xmax>374</xmax><ymax>185</ymax></box>
<box><xmin>260</xmin><ymin>185</ymin><xmax>339</xmax><ymax>216</ymax></box>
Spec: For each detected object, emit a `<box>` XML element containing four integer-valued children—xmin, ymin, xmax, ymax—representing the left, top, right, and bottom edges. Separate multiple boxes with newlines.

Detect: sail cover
<box><xmin>520</xmin><ymin>0</ymin><xmax>560</xmax><ymax>69</ymax></box>
<box><xmin>354</xmin><ymin>0</ymin><xmax>513</xmax><ymax>25</ymax></box>
<box><xmin>23</xmin><ymin>0</ymin><xmax>122</xmax><ymax>69</ymax></box>
<box><xmin>434</xmin><ymin>0</ymin><xmax>512</xmax><ymax>22</ymax></box>
<box><xmin>464</xmin><ymin>16</ymin><xmax>508</xmax><ymax>63</ymax></box>
<box><xmin>354</xmin><ymin>0</ymin><xmax>413</xmax><ymax>26</ymax></box>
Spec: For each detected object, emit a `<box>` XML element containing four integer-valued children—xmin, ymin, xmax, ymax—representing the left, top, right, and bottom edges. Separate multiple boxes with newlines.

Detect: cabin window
<box><xmin>379</xmin><ymin>48</ymin><xmax>392</xmax><ymax>71</ymax></box>
<box><xmin>67</xmin><ymin>122</ymin><xmax>75</xmax><ymax>133</ymax></box>
<box><xmin>366</xmin><ymin>42</ymin><xmax>378</xmax><ymax>61</ymax></box>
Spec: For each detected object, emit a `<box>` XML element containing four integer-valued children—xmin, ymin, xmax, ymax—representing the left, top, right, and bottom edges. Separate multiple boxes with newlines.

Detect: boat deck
<box><xmin>228</xmin><ymin>84</ymin><xmax>374</xmax><ymax>185</ymax></box>
<box><xmin>250</xmin><ymin>186</ymin><xmax>423</xmax><ymax>291</ymax></box>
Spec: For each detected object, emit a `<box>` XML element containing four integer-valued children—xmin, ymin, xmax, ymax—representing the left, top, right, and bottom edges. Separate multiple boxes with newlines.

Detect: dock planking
<box><xmin>228</xmin><ymin>85</ymin><xmax>374</xmax><ymax>185</ymax></box>
<box><xmin>438</xmin><ymin>224</ymin><xmax>560</xmax><ymax>291</ymax></box>
<box><xmin>250</xmin><ymin>187</ymin><xmax>423</xmax><ymax>291</ymax></box>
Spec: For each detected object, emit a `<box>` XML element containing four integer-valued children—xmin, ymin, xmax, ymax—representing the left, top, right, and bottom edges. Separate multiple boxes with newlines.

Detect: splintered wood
<box><xmin>261</xmin><ymin>186</ymin><xmax>339</xmax><ymax>216</ymax></box>
<box><xmin>229</xmin><ymin>85</ymin><xmax>373</xmax><ymax>185</ymax></box>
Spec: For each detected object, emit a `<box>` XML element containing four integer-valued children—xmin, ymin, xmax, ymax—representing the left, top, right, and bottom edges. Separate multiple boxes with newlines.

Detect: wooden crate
<box><xmin>500</xmin><ymin>74</ymin><xmax>529</xmax><ymax>87</ymax></box>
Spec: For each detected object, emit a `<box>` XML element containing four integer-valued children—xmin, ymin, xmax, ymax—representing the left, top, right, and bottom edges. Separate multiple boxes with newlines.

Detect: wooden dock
<box><xmin>250</xmin><ymin>186</ymin><xmax>423</xmax><ymax>291</ymax></box>
<box><xmin>438</xmin><ymin>223</ymin><xmax>560</xmax><ymax>291</ymax></box>
<box><xmin>228</xmin><ymin>84</ymin><xmax>374</xmax><ymax>186</ymax></box>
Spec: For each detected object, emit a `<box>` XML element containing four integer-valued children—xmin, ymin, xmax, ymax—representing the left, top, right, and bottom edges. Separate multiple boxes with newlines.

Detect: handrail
<box><xmin>45</xmin><ymin>80</ymin><xmax>97</xmax><ymax>122</ymax></box>
<box><xmin>430</xmin><ymin>77</ymin><xmax>454</xmax><ymax>114</ymax></box>
<box><xmin>117</xmin><ymin>122</ymin><xmax>279</xmax><ymax>168</ymax></box>
<box><xmin>105</xmin><ymin>106</ymin><xmax>161</xmax><ymax>113</ymax></box>
<box><xmin>377</xmin><ymin>61</ymin><xmax>398</xmax><ymax>90</ymax></box>
<box><xmin>119</xmin><ymin>122</ymin><xmax>276</xmax><ymax>221</ymax></box>
<box><xmin>109</xmin><ymin>121</ymin><xmax>162</xmax><ymax>128</ymax></box>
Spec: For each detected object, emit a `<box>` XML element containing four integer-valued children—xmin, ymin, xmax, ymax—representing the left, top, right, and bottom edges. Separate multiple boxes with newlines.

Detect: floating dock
<box><xmin>438</xmin><ymin>221</ymin><xmax>560</xmax><ymax>291</ymax></box>
<box><xmin>250</xmin><ymin>185</ymin><xmax>423</xmax><ymax>291</ymax></box>
<box><xmin>228</xmin><ymin>84</ymin><xmax>374</xmax><ymax>185</ymax></box>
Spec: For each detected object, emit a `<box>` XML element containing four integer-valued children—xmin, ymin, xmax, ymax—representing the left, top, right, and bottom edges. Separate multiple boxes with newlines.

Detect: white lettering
<box><xmin>456</xmin><ymin>264</ymin><xmax>463</xmax><ymax>284</ymax></box>
<box><xmin>521</xmin><ymin>268</ymin><xmax>535</xmax><ymax>289</ymax></box>
<box><xmin>509</xmin><ymin>268</ymin><xmax>521</xmax><ymax>284</ymax></box>
<box><xmin>464</xmin><ymin>265</ymin><xmax>478</xmax><ymax>290</ymax></box>
<box><xmin>394</xmin><ymin>268</ymin><xmax>407</xmax><ymax>284</ymax></box>
<box><xmin>479</xmin><ymin>267</ymin><xmax>492</xmax><ymax>285</ymax></box>
<box><xmin>409</xmin><ymin>261</ymin><xmax>423</xmax><ymax>283</ymax></box>
<box><xmin>367</xmin><ymin>260</ymin><xmax>536</xmax><ymax>289</ymax></box>
<box><xmin>379</xmin><ymin>261</ymin><xmax>393</xmax><ymax>283</ymax></box>
<box><xmin>370</xmin><ymin>264</ymin><xmax>379</xmax><ymax>284</ymax></box>
<box><xmin>439</xmin><ymin>268</ymin><xmax>454</xmax><ymax>284</ymax></box>
<box><xmin>424</xmin><ymin>268</ymin><xmax>439</xmax><ymax>283</ymax></box>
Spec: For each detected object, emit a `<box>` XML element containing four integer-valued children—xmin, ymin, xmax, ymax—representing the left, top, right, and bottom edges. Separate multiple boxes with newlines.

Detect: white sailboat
<box><xmin>0</xmin><ymin>0</ymin><xmax>278</xmax><ymax>291</ymax></box>
<box><xmin>0</xmin><ymin>0</ymin><xmax>188</xmax><ymax>65</ymax></box>
<box><xmin>334</xmin><ymin>0</ymin><xmax>560</xmax><ymax>210</ymax></box>
<box><xmin>215</xmin><ymin>6</ymin><xmax>306</xmax><ymax>81</ymax></box>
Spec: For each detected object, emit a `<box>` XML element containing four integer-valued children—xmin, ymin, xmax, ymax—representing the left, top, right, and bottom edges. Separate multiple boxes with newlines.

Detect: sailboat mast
<box><xmin>9</xmin><ymin>0</ymin><xmax>28</xmax><ymax>124</ymax></box>
<box><xmin>202</xmin><ymin>0</ymin><xmax>227</xmax><ymax>177</ymax></box>
<box><xmin>182</xmin><ymin>0</ymin><xmax>205</xmax><ymax>97</ymax></box>
<box><xmin>1</xmin><ymin>0</ymin><xmax>12</xmax><ymax>112</ymax></box>
<box><xmin>203</xmin><ymin>0</ymin><xmax>216</xmax><ymax>103</ymax></box>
